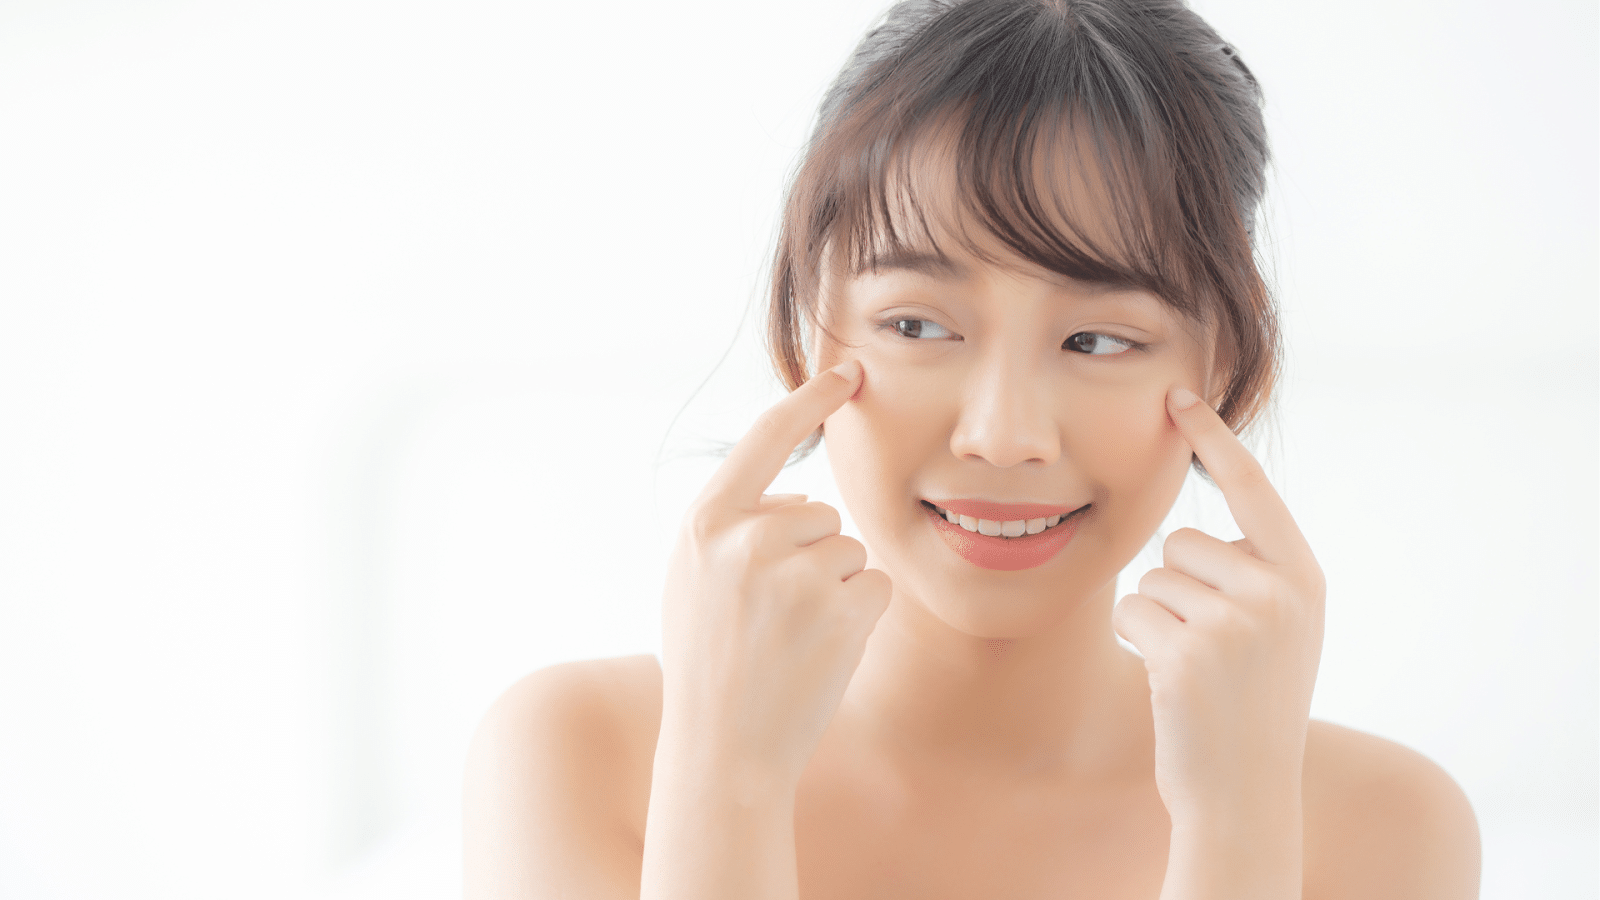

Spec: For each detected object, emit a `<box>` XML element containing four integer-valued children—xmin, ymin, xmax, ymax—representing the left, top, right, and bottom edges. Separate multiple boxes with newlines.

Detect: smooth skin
<box><xmin>464</xmin><ymin>203</ymin><xmax>1480</xmax><ymax>900</ymax></box>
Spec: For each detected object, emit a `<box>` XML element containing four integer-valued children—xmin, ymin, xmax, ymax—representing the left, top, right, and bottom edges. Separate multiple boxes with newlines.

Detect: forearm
<box><xmin>1161</xmin><ymin>798</ymin><xmax>1303</xmax><ymax>900</ymax></box>
<box><xmin>640</xmin><ymin>731</ymin><xmax>799</xmax><ymax>900</ymax></box>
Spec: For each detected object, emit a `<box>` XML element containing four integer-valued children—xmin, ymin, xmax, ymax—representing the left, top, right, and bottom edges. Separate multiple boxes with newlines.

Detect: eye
<box><xmin>1064</xmin><ymin>332</ymin><xmax>1139</xmax><ymax>355</ymax></box>
<box><xmin>885</xmin><ymin>318</ymin><xmax>955</xmax><ymax>340</ymax></box>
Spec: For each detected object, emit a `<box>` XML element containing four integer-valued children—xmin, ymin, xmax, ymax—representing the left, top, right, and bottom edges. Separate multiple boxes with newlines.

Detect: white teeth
<box><xmin>932</xmin><ymin>505</ymin><xmax>1070</xmax><ymax>539</ymax></box>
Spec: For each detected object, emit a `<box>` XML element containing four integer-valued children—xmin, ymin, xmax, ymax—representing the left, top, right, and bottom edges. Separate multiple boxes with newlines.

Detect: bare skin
<box><xmin>463</xmin><ymin>318</ymin><xmax>1481</xmax><ymax>897</ymax></box>
<box><xmin>463</xmin><ymin>137</ymin><xmax>1481</xmax><ymax>900</ymax></box>
<box><xmin>465</xmin><ymin>654</ymin><xmax>1479</xmax><ymax>898</ymax></box>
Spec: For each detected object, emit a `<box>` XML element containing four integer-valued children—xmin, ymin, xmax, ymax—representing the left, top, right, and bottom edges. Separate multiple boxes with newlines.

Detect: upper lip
<box><xmin>926</xmin><ymin>498</ymin><xmax>1085</xmax><ymax>521</ymax></box>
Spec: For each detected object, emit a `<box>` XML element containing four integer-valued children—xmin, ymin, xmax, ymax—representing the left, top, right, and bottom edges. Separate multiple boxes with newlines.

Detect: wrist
<box><xmin>1163</xmin><ymin>799</ymin><xmax>1303</xmax><ymax>900</ymax></box>
<box><xmin>652</xmin><ymin>722</ymin><xmax>799</xmax><ymax>811</ymax></box>
<box><xmin>1164</xmin><ymin>755</ymin><xmax>1304</xmax><ymax>826</ymax></box>
<box><xmin>1166</xmin><ymin>786</ymin><xmax>1302</xmax><ymax>835</ymax></box>
<box><xmin>641</xmin><ymin>732</ymin><xmax>801</xmax><ymax>900</ymax></box>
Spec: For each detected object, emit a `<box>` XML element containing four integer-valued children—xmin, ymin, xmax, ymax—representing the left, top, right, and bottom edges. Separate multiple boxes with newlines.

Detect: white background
<box><xmin>0</xmin><ymin>0</ymin><xmax>1593</xmax><ymax>897</ymax></box>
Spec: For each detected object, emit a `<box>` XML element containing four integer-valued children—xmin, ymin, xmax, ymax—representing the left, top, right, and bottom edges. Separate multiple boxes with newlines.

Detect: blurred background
<box><xmin>0</xmin><ymin>0</ymin><xmax>1593</xmax><ymax>896</ymax></box>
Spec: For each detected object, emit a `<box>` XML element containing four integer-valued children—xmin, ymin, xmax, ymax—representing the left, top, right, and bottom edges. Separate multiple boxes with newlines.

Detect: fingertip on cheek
<box><xmin>1167</xmin><ymin>385</ymin><xmax>1202</xmax><ymax>411</ymax></box>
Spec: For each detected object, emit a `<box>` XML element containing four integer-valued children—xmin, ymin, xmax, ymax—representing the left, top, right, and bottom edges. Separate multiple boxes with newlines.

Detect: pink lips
<box><xmin>921</xmin><ymin>498</ymin><xmax>1091</xmax><ymax>571</ymax></box>
<box><xmin>929</xmin><ymin>499</ymin><xmax>1078</xmax><ymax>521</ymax></box>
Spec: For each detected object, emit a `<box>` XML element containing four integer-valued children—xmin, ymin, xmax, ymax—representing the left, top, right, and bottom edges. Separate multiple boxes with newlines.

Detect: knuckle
<box><xmin>1169</xmin><ymin>526</ymin><xmax>1206</xmax><ymax>544</ymax></box>
<box><xmin>845</xmin><ymin>567</ymin><xmax>892</xmax><ymax>608</ymax></box>
<box><xmin>1210</xmin><ymin>602</ymin><xmax>1254</xmax><ymax>639</ymax></box>
<box><xmin>749</xmin><ymin>408</ymin><xmax>785</xmax><ymax>441</ymax></box>
<box><xmin>870</xmin><ymin>567</ymin><xmax>892</xmax><ymax>590</ymax></box>
<box><xmin>1162</xmin><ymin>528</ymin><xmax>1203</xmax><ymax>558</ymax></box>
<box><xmin>1232</xmin><ymin>460</ymin><xmax>1272</xmax><ymax>491</ymax></box>
<box><xmin>1137</xmin><ymin>568</ymin><xmax>1167</xmax><ymax>596</ymax></box>
<box><xmin>1246</xmin><ymin>560</ymin><xmax>1310</xmax><ymax>610</ymax></box>
<box><xmin>1111</xmin><ymin>595</ymin><xmax>1139</xmax><ymax>628</ymax></box>
<box><xmin>853</xmin><ymin>566</ymin><xmax>890</xmax><ymax>593</ymax></box>
<box><xmin>1239</xmin><ymin>610</ymin><xmax>1270</xmax><ymax>643</ymax></box>
<box><xmin>1263</xmin><ymin>569</ymin><xmax>1297</xmax><ymax>606</ymax></box>
<box><xmin>809</xmin><ymin>501</ymin><xmax>843</xmax><ymax>534</ymax></box>
<box><xmin>838</xmin><ymin>536</ymin><xmax>868</xmax><ymax>572</ymax></box>
<box><xmin>1116</xmin><ymin>593</ymin><xmax>1159</xmax><ymax>632</ymax></box>
<box><xmin>1234</xmin><ymin>559</ymin><xmax>1273</xmax><ymax>600</ymax></box>
<box><xmin>684</xmin><ymin>502</ymin><xmax>720</xmax><ymax>545</ymax></box>
<box><xmin>728</xmin><ymin>517</ymin><xmax>774</xmax><ymax>561</ymax></box>
<box><xmin>793</xmin><ymin>546</ymin><xmax>831</xmax><ymax>581</ymax></box>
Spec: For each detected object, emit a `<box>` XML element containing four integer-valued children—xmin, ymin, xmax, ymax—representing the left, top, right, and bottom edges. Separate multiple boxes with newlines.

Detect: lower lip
<box><xmin>922</xmin><ymin>502</ymin><xmax>1087</xmax><ymax>571</ymax></box>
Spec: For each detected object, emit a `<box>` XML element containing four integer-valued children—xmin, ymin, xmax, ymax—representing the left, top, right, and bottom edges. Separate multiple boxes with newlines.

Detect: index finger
<box><xmin>699</xmin><ymin>359</ymin><xmax>863</xmax><ymax>511</ymax></box>
<box><xmin>1167</xmin><ymin>386</ymin><xmax>1311</xmax><ymax>565</ymax></box>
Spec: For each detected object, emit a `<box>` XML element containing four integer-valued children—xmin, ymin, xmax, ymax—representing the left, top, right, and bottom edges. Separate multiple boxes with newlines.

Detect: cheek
<box><xmin>826</xmin><ymin>365</ymin><xmax>939</xmax><ymax>448</ymax></box>
<box><xmin>1067</xmin><ymin>383</ymin><xmax>1190</xmax><ymax>493</ymax></box>
<box><xmin>822</xmin><ymin>364</ymin><xmax>948</xmax><ymax>508</ymax></box>
<box><xmin>815</xmin><ymin>325</ymin><xmax>936</xmax><ymax>457</ymax></box>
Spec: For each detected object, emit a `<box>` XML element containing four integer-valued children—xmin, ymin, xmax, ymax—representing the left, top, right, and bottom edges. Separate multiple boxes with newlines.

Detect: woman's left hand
<box><xmin>1112</xmin><ymin>386</ymin><xmax>1326</xmax><ymax>893</ymax></box>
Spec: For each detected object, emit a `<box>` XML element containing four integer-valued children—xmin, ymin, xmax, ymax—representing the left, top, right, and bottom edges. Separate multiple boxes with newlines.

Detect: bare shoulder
<box><xmin>463</xmin><ymin>653</ymin><xmax>663</xmax><ymax>900</ymax></box>
<box><xmin>477</xmin><ymin>652</ymin><xmax>662</xmax><ymax>742</ymax></box>
<box><xmin>1302</xmin><ymin>719</ymin><xmax>1481</xmax><ymax>900</ymax></box>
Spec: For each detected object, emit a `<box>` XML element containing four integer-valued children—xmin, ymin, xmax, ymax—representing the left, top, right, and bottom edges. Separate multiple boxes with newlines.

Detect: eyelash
<box><xmin>876</xmin><ymin>318</ymin><xmax>1147</xmax><ymax>356</ymax></box>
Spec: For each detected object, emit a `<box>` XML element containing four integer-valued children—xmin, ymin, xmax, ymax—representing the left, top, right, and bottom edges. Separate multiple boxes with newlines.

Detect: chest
<box><xmin>791</xmin><ymin>749</ymin><xmax>1173</xmax><ymax>900</ymax></box>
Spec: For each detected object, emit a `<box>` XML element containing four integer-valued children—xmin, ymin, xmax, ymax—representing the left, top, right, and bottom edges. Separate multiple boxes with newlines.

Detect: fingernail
<box><xmin>830</xmin><ymin>359</ymin><xmax>862</xmax><ymax>382</ymax></box>
<box><xmin>764</xmin><ymin>492</ymin><xmax>808</xmax><ymax>503</ymax></box>
<box><xmin>1170</xmin><ymin>387</ymin><xmax>1201</xmax><ymax>410</ymax></box>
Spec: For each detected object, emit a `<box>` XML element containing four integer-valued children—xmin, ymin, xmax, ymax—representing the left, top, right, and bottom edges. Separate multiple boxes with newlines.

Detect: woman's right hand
<box><xmin>657</xmin><ymin>358</ymin><xmax>892</xmax><ymax>795</ymax></box>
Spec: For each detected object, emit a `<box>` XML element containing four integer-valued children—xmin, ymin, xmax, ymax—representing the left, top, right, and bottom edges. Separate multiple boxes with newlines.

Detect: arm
<box><xmin>639</xmin><ymin>719</ymin><xmax>801</xmax><ymax>900</ymax></box>
<box><xmin>1161</xmin><ymin>793</ymin><xmax>1305</xmax><ymax>900</ymax></box>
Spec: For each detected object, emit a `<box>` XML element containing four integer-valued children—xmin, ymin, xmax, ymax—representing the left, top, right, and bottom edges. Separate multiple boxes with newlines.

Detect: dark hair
<box><xmin>766</xmin><ymin>0</ymin><xmax>1277</xmax><ymax>461</ymax></box>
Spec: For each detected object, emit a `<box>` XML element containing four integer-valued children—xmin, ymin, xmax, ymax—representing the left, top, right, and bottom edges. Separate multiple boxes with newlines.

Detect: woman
<box><xmin>464</xmin><ymin>1</ymin><xmax>1481</xmax><ymax>896</ymax></box>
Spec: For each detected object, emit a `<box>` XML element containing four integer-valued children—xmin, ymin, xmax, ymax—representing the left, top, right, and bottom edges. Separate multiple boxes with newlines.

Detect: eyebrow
<box><xmin>855</xmin><ymin>249</ymin><xmax>969</xmax><ymax>281</ymax></box>
<box><xmin>855</xmin><ymin>246</ymin><xmax>1152</xmax><ymax>299</ymax></box>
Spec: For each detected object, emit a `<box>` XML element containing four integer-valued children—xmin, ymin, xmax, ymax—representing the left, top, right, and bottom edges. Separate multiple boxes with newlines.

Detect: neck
<box><xmin>836</xmin><ymin>577</ymin><xmax>1152</xmax><ymax>785</ymax></box>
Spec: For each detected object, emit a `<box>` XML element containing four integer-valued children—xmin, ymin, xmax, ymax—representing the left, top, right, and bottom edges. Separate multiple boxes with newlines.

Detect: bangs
<box><xmin>832</xmin><ymin>100</ymin><xmax>1192</xmax><ymax>314</ymax></box>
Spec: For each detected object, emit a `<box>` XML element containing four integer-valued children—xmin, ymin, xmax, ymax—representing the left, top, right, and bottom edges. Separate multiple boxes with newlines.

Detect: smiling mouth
<box><xmin>919</xmin><ymin>500</ymin><xmax>1090</xmax><ymax>539</ymax></box>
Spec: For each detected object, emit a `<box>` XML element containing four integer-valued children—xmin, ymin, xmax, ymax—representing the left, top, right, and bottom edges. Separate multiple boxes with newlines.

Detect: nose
<box><xmin>948</xmin><ymin>353</ymin><xmax>1061</xmax><ymax>468</ymax></box>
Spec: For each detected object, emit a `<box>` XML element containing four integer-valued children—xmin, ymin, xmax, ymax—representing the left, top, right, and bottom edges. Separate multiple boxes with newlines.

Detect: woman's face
<box><xmin>813</xmin><ymin>209</ymin><xmax>1217</xmax><ymax>638</ymax></box>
